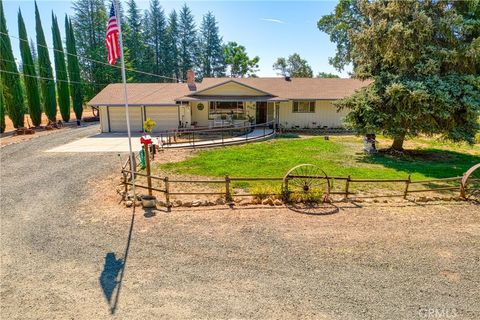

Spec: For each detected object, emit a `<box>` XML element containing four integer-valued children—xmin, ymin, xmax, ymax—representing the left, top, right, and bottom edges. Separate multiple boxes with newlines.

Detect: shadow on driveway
<box><xmin>99</xmin><ymin>207</ymin><xmax>136</xmax><ymax>315</ymax></box>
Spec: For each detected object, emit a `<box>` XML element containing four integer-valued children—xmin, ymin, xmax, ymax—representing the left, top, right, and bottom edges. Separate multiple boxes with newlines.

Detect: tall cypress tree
<box><xmin>178</xmin><ymin>4</ymin><xmax>198</xmax><ymax>79</ymax></box>
<box><xmin>35</xmin><ymin>1</ymin><xmax>56</xmax><ymax>122</ymax></box>
<box><xmin>18</xmin><ymin>9</ymin><xmax>42</xmax><ymax>127</ymax></box>
<box><xmin>199</xmin><ymin>12</ymin><xmax>225</xmax><ymax>78</ymax></box>
<box><xmin>65</xmin><ymin>16</ymin><xmax>83</xmax><ymax>123</ymax></box>
<box><xmin>51</xmin><ymin>13</ymin><xmax>70</xmax><ymax>122</ymax></box>
<box><xmin>0</xmin><ymin>82</ymin><xmax>5</xmax><ymax>133</ymax></box>
<box><xmin>0</xmin><ymin>0</ymin><xmax>25</xmax><ymax>128</ymax></box>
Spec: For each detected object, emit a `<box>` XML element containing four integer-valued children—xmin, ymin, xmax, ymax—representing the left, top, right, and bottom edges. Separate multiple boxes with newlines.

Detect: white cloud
<box><xmin>260</xmin><ymin>18</ymin><xmax>286</xmax><ymax>24</ymax></box>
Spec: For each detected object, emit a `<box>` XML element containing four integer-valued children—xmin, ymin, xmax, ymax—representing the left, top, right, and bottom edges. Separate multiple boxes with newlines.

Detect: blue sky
<box><xmin>3</xmin><ymin>0</ymin><xmax>351</xmax><ymax>78</ymax></box>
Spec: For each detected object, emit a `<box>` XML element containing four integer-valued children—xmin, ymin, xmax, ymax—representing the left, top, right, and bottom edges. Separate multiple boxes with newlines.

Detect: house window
<box><xmin>293</xmin><ymin>101</ymin><xmax>315</xmax><ymax>113</ymax></box>
<box><xmin>209</xmin><ymin>101</ymin><xmax>245</xmax><ymax>119</ymax></box>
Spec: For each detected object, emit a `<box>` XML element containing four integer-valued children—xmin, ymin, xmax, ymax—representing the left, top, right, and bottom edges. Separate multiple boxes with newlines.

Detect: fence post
<box><xmin>283</xmin><ymin>177</ymin><xmax>290</xmax><ymax>202</ymax></box>
<box><xmin>404</xmin><ymin>174</ymin><xmax>411</xmax><ymax>199</ymax></box>
<box><xmin>144</xmin><ymin>144</ymin><xmax>153</xmax><ymax>196</ymax></box>
<box><xmin>192</xmin><ymin>131</ymin><xmax>195</xmax><ymax>148</ymax></box>
<box><xmin>164</xmin><ymin>177</ymin><xmax>171</xmax><ymax>212</ymax></box>
<box><xmin>225</xmin><ymin>175</ymin><xmax>231</xmax><ymax>202</ymax></box>
<box><xmin>221</xmin><ymin>127</ymin><xmax>224</xmax><ymax>146</ymax></box>
<box><xmin>123</xmin><ymin>171</ymin><xmax>128</xmax><ymax>199</ymax></box>
<box><xmin>345</xmin><ymin>175</ymin><xmax>351</xmax><ymax>199</ymax></box>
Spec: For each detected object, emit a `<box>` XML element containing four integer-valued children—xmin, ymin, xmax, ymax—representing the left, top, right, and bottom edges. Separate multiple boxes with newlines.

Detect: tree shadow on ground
<box><xmin>358</xmin><ymin>148</ymin><xmax>480</xmax><ymax>179</ymax></box>
<box><xmin>99</xmin><ymin>207</ymin><xmax>136</xmax><ymax>315</ymax></box>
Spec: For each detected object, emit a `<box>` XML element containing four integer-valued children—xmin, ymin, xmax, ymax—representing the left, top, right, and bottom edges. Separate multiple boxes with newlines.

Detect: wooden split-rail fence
<box><xmin>121</xmin><ymin>157</ymin><xmax>478</xmax><ymax>211</ymax></box>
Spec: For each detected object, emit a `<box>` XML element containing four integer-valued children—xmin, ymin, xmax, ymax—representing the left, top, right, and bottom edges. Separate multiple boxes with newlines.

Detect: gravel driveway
<box><xmin>1</xmin><ymin>125</ymin><xmax>479</xmax><ymax>319</ymax></box>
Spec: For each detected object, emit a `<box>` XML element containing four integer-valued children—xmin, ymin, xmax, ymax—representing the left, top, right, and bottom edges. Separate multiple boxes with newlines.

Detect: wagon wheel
<box><xmin>283</xmin><ymin>164</ymin><xmax>330</xmax><ymax>203</ymax></box>
<box><xmin>461</xmin><ymin>163</ymin><xmax>480</xmax><ymax>201</ymax></box>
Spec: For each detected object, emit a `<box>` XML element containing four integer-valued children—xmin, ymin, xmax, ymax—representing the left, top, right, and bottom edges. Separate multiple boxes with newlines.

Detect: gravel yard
<box><xmin>1</xmin><ymin>124</ymin><xmax>479</xmax><ymax>319</ymax></box>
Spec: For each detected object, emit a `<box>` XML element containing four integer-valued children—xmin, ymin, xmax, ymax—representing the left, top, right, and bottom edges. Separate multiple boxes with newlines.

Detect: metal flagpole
<box><xmin>113</xmin><ymin>0</ymin><xmax>136</xmax><ymax>204</ymax></box>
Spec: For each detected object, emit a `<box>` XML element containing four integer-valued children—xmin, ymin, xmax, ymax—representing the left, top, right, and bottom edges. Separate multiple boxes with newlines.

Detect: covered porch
<box><xmin>178</xmin><ymin>96</ymin><xmax>285</xmax><ymax>128</ymax></box>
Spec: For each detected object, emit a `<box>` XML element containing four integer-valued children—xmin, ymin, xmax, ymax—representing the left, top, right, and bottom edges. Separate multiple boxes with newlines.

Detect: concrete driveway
<box><xmin>46</xmin><ymin>132</ymin><xmax>144</xmax><ymax>153</ymax></box>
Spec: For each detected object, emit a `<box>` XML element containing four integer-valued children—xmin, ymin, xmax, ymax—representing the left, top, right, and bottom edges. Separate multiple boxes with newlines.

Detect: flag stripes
<box><xmin>106</xmin><ymin>4</ymin><xmax>120</xmax><ymax>65</ymax></box>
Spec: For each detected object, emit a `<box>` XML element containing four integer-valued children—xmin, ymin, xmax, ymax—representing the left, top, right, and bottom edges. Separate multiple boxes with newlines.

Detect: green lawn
<box><xmin>159</xmin><ymin>136</ymin><xmax>479</xmax><ymax>190</ymax></box>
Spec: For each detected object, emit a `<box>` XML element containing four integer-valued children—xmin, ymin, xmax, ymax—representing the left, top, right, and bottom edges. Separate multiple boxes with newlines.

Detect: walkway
<box><xmin>47</xmin><ymin>127</ymin><xmax>274</xmax><ymax>153</ymax></box>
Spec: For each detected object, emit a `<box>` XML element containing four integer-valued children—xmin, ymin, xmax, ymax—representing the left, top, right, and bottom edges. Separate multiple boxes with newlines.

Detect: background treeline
<box><xmin>72</xmin><ymin>0</ymin><xmax>260</xmax><ymax>99</ymax></box>
<box><xmin>0</xmin><ymin>0</ymin><xmax>261</xmax><ymax>131</ymax></box>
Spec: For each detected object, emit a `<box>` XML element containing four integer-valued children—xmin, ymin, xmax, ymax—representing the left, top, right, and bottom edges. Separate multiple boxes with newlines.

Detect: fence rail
<box><xmin>120</xmin><ymin>167</ymin><xmax>475</xmax><ymax>211</ymax></box>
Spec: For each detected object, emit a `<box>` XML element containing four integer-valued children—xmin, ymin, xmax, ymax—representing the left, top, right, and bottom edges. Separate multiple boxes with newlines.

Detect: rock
<box><xmin>239</xmin><ymin>199</ymin><xmax>250</xmax><ymax>206</ymax></box>
<box><xmin>125</xmin><ymin>200</ymin><xmax>133</xmax><ymax>207</ymax></box>
<box><xmin>417</xmin><ymin>196</ymin><xmax>428</xmax><ymax>202</ymax></box>
<box><xmin>183</xmin><ymin>201</ymin><xmax>192</xmax><ymax>208</ymax></box>
<box><xmin>215</xmin><ymin>198</ymin><xmax>225</xmax><ymax>205</ymax></box>
<box><xmin>157</xmin><ymin>200</ymin><xmax>167</xmax><ymax>207</ymax></box>
<box><xmin>192</xmin><ymin>200</ymin><xmax>202</xmax><ymax>207</ymax></box>
<box><xmin>354</xmin><ymin>198</ymin><xmax>364</xmax><ymax>203</ymax></box>
<box><xmin>383</xmin><ymin>199</ymin><xmax>388</xmax><ymax>203</ymax></box>
<box><xmin>262</xmin><ymin>198</ymin><xmax>274</xmax><ymax>206</ymax></box>
<box><xmin>373</xmin><ymin>199</ymin><xmax>379</xmax><ymax>203</ymax></box>
<box><xmin>173</xmin><ymin>199</ymin><xmax>183</xmax><ymax>207</ymax></box>
<box><xmin>273</xmin><ymin>199</ymin><xmax>283</xmax><ymax>206</ymax></box>
<box><xmin>252</xmin><ymin>198</ymin><xmax>262</xmax><ymax>205</ymax></box>
<box><xmin>206</xmin><ymin>201</ymin><xmax>215</xmax><ymax>206</ymax></box>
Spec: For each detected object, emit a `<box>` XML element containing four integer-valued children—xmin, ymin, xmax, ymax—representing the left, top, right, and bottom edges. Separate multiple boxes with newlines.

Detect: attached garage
<box><xmin>144</xmin><ymin>106</ymin><xmax>179</xmax><ymax>132</ymax></box>
<box><xmin>107</xmin><ymin>106</ymin><xmax>143</xmax><ymax>132</ymax></box>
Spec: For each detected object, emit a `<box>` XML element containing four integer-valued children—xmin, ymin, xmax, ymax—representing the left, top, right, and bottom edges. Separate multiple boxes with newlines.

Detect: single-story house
<box><xmin>88</xmin><ymin>70</ymin><xmax>370</xmax><ymax>133</ymax></box>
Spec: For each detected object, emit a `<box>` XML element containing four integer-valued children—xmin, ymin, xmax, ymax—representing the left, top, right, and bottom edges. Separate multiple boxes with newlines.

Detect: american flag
<box><xmin>106</xmin><ymin>3</ymin><xmax>120</xmax><ymax>65</ymax></box>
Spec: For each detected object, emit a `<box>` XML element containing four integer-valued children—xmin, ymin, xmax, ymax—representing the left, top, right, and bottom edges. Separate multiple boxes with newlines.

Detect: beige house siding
<box><xmin>196</xmin><ymin>82</ymin><xmax>268</xmax><ymax>96</ymax></box>
<box><xmin>99</xmin><ymin>106</ymin><xmax>109</xmax><ymax>132</ymax></box>
<box><xmin>278</xmin><ymin>100</ymin><xmax>348</xmax><ymax>128</ymax></box>
<box><xmin>191</xmin><ymin>101</ymin><xmax>209</xmax><ymax>126</ymax></box>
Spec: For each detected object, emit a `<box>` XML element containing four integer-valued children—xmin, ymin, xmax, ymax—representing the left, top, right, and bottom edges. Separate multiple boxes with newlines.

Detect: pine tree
<box><xmin>124</xmin><ymin>0</ymin><xmax>147</xmax><ymax>82</ymax></box>
<box><xmin>51</xmin><ymin>13</ymin><xmax>70</xmax><ymax>122</ymax></box>
<box><xmin>199</xmin><ymin>12</ymin><xmax>225</xmax><ymax>78</ymax></box>
<box><xmin>0</xmin><ymin>0</ymin><xmax>25</xmax><ymax>128</ymax></box>
<box><xmin>178</xmin><ymin>4</ymin><xmax>198</xmax><ymax>79</ymax></box>
<box><xmin>65</xmin><ymin>16</ymin><xmax>83</xmax><ymax>123</ymax></box>
<box><xmin>35</xmin><ymin>1</ymin><xmax>56</xmax><ymax>122</ymax></box>
<box><xmin>165</xmin><ymin>10</ymin><xmax>180</xmax><ymax>81</ymax></box>
<box><xmin>0</xmin><ymin>82</ymin><xmax>5</xmax><ymax>133</ymax></box>
<box><xmin>144</xmin><ymin>0</ymin><xmax>168</xmax><ymax>81</ymax></box>
<box><xmin>18</xmin><ymin>9</ymin><xmax>42</xmax><ymax>126</ymax></box>
<box><xmin>72</xmin><ymin>0</ymin><xmax>120</xmax><ymax>99</ymax></box>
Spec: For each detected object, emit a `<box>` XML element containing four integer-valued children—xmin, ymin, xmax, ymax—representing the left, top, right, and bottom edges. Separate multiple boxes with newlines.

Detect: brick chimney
<box><xmin>187</xmin><ymin>69</ymin><xmax>195</xmax><ymax>84</ymax></box>
<box><xmin>186</xmin><ymin>69</ymin><xmax>196</xmax><ymax>91</ymax></box>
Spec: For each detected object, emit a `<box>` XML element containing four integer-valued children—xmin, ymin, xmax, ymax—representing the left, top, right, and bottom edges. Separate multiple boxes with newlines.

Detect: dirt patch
<box><xmin>79</xmin><ymin>174</ymin><xmax>480</xmax><ymax>318</ymax></box>
<box><xmin>1</xmin><ymin>110</ymin><xmax>98</xmax><ymax>147</ymax></box>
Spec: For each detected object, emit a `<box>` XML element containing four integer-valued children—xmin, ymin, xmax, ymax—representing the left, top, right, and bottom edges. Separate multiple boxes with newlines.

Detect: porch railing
<box><xmin>154</xmin><ymin>121</ymin><xmax>277</xmax><ymax>148</ymax></box>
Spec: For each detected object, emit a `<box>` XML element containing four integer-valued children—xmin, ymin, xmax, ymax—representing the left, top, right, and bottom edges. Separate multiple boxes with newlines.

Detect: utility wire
<box><xmin>0</xmin><ymin>31</ymin><xmax>183</xmax><ymax>82</ymax></box>
<box><xmin>0</xmin><ymin>69</ymin><xmax>111</xmax><ymax>87</ymax></box>
<box><xmin>0</xmin><ymin>57</ymin><xmax>84</xmax><ymax>79</ymax></box>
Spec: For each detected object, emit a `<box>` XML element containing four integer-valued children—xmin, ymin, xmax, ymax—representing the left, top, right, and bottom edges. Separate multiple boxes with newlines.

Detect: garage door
<box><xmin>145</xmin><ymin>106</ymin><xmax>179</xmax><ymax>132</ymax></box>
<box><xmin>108</xmin><ymin>106</ymin><xmax>143</xmax><ymax>132</ymax></box>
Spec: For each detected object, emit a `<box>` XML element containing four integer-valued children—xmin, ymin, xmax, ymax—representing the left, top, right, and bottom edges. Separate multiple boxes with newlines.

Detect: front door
<box><xmin>256</xmin><ymin>102</ymin><xmax>267</xmax><ymax>124</ymax></box>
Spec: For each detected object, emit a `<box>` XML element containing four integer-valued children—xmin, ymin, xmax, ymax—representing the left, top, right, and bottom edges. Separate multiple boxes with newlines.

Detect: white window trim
<box><xmin>292</xmin><ymin>101</ymin><xmax>316</xmax><ymax>113</ymax></box>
